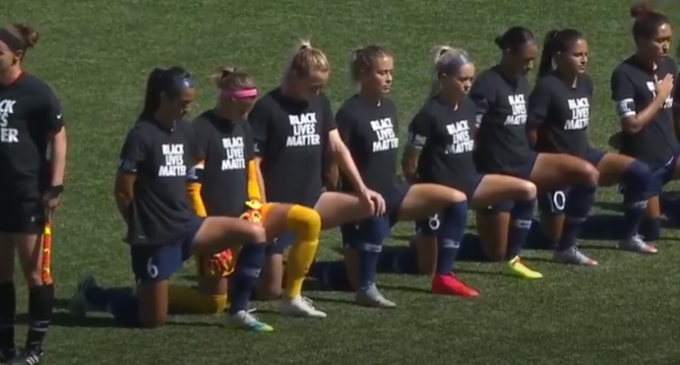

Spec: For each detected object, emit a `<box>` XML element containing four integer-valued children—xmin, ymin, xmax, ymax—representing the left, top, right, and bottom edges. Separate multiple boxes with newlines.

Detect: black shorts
<box><xmin>0</xmin><ymin>199</ymin><xmax>45</xmax><ymax>234</ymax></box>
<box><xmin>415</xmin><ymin>174</ymin><xmax>483</xmax><ymax>235</ymax></box>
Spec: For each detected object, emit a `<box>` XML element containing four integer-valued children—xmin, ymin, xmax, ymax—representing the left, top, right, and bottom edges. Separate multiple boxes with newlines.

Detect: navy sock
<box><xmin>621</xmin><ymin>160</ymin><xmax>652</xmax><ymax>240</ymax></box>
<box><xmin>506</xmin><ymin>199</ymin><xmax>536</xmax><ymax>260</ymax></box>
<box><xmin>557</xmin><ymin>184</ymin><xmax>597</xmax><ymax>251</ymax></box>
<box><xmin>639</xmin><ymin>217</ymin><xmax>661</xmax><ymax>242</ymax></box>
<box><xmin>25</xmin><ymin>284</ymin><xmax>54</xmax><ymax>352</ymax></box>
<box><xmin>357</xmin><ymin>242</ymin><xmax>383</xmax><ymax>290</ymax></box>
<box><xmin>229</xmin><ymin>242</ymin><xmax>266</xmax><ymax>315</ymax></box>
<box><xmin>107</xmin><ymin>292</ymin><xmax>140</xmax><ymax>328</ymax></box>
<box><xmin>0</xmin><ymin>282</ymin><xmax>15</xmax><ymax>351</ymax></box>
<box><xmin>435</xmin><ymin>200</ymin><xmax>468</xmax><ymax>274</ymax></box>
<box><xmin>84</xmin><ymin>286</ymin><xmax>139</xmax><ymax>327</ymax></box>
<box><xmin>356</xmin><ymin>217</ymin><xmax>389</xmax><ymax>290</ymax></box>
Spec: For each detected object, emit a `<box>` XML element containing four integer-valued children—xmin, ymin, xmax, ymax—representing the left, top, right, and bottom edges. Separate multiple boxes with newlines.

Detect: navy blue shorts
<box><xmin>340</xmin><ymin>183</ymin><xmax>410</xmax><ymax>248</ymax></box>
<box><xmin>538</xmin><ymin>149</ymin><xmax>605</xmax><ymax>215</ymax></box>
<box><xmin>129</xmin><ymin>217</ymin><xmax>204</xmax><ymax>283</ymax></box>
<box><xmin>268</xmin><ymin>232</ymin><xmax>297</xmax><ymax>254</ymax></box>
<box><xmin>416</xmin><ymin>174</ymin><xmax>483</xmax><ymax>236</ymax></box>
<box><xmin>648</xmin><ymin>153</ymin><xmax>679</xmax><ymax>195</ymax></box>
<box><xmin>0</xmin><ymin>199</ymin><xmax>45</xmax><ymax>234</ymax></box>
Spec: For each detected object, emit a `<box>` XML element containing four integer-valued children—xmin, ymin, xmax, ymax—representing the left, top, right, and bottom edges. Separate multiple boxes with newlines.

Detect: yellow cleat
<box><xmin>504</xmin><ymin>256</ymin><xmax>543</xmax><ymax>279</ymax></box>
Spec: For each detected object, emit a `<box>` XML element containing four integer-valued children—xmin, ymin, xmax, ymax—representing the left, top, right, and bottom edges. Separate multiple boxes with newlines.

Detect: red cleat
<box><xmin>430</xmin><ymin>273</ymin><xmax>479</xmax><ymax>297</ymax></box>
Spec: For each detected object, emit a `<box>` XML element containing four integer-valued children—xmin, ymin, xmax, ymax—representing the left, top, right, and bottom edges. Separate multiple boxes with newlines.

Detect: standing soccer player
<box><xmin>531</xmin><ymin>28</ymin><xmax>656</xmax><ymax>262</ymax></box>
<box><xmin>184</xmin><ymin>65</ymin><xmax>324</xmax><ymax>318</ymax></box>
<box><xmin>336</xmin><ymin>45</ymin><xmax>470</xmax><ymax>302</ymax></box>
<box><xmin>0</xmin><ymin>24</ymin><xmax>67</xmax><ymax>365</ymax></box>
<box><xmin>68</xmin><ymin>67</ymin><xmax>271</xmax><ymax>331</ymax></box>
<box><xmin>250</xmin><ymin>40</ymin><xmax>387</xmax><ymax>307</ymax></box>
<box><xmin>403</xmin><ymin>45</ymin><xmax>537</xmax><ymax>293</ymax></box>
<box><xmin>471</xmin><ymin>27</ymin><xmax>599</xmax><ymax>279</ymax></box>
<box><xmin>610</xmin><ymin>2</ymin><xmax>678</xmax><ymax>249</ymax></box>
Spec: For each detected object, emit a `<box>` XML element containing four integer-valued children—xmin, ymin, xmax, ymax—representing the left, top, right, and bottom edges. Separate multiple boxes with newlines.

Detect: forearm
<box><xmin>333</xmin><ymin>146</ymin><xmax>365</xmax><ymax>192</ymax></box>
<box><xmin>627</xmin><ymin>98</ymin><xmax>665</xmax><ymax>132</ymax></box>
<box><xmin>50</xmin><ymin>130</ymin><xmax>67</xmax><ymax>185</ymax></box>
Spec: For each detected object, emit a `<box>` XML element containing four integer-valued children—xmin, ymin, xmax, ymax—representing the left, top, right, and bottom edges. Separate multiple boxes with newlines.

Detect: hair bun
<box><xmin>12</xmin><ymin>23</ymin><xmax>39</xmax><ymax>48</ymax></box>
<box><xmin>298</xmin><ymin>40</ymin><xmax>312</xmax><ymax>51</ymax></box>
<box><xmin>220</xmin><ymin>66</ymin><xmax>236</xmax><ymax>77</ymax></box>
<box><xmin>630</xmin><ymin>1</ymin><xmax>650</xmax><ymax>18</ymax></box>
<box><xmin>494</xmin><ymin>35</ymin><xmax>504</xmax><ymax>48</ymax></box>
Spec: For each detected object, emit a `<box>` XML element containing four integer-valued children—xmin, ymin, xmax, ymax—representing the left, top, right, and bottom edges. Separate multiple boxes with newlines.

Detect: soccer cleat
<box><xmin>68</xmin><ymin>274</ymin><xmax>98</xmax><ymax>317</ymax></box>
<box><xmin>229</xmin><ymin>311</ymin><xmax>273</xmax><ymax>332</ymax></box>
<box><xmin>0</xmin><ymin>347</ymin><xmax>16</xmax><ymax>364</ymax></box>
<box><xmin>553</xmin><ymin>247</ymin><xmax>598</xmax><ymax>266</ymax></box>
<box><xmin>355</xmin><ymin>284</ymin><xmax>396</xmax><ymax>308</ymax></box>
<box><xmin>277</xmin><ymin>296</ymin><xmax>327</xmax><ymax>318</ymax></box>
<box><xmin>6</xmin><ymin>349</ymin><xmax>43</xmax><ymax>365</ymax></box>
<box><xmin>504</xmin><ymin>256</ymin><xmax>543</xmax><ymax>279</ymax></box>
<box><xmin>430</xmin><ymin>273</ymin><xmax>479</xmax><ymax>297</ymax></box>
<box><xmin>618</xmin><ymin>235</ymin><xmax>658</xmax><ymax>254</ymax></box>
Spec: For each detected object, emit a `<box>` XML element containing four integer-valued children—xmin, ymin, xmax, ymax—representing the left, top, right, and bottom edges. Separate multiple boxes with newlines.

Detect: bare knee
<box><xmin>520</xmin><ymin>181</ymin><xmax>537</xmax><ymax>201</ymax></box>
<box><xmin>244</xmin><ymin>224</ymin><xmax>267</xmax><ymax>244</ymax></box>
<box><xmin>580</xmin><ymin>163</ymin><xmax>600</xmax><ymax>185</ymax></box>
<box><xmin>447</xmin><ymin>188</ymin><xmax>467</xmax><ymax>203</ymax></box>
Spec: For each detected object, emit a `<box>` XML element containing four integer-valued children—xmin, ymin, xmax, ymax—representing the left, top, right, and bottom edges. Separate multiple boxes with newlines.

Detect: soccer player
<box><xmin>403</xmin><ymin>45</ymin><xmax>537</xmax><ymax>294</ymax></box>
<box><xmin>0</xmin><ymin>24</ymin><xmax>66</xmax><ymax>365</ymax></box>
<box><xmin>249</xmin><ymin>40</ymin><xmax>387</xmax><ymax>307</ymax></box>
<box><xmin>335</xmin><ymin>44</ymin><xmax>469</xmax><ymax>303</ymax></box>
<box><xmin>531</xmin><ymin>28</ymin><xmax>656</xmax><ymax>262</ymax></box>
<box><xmin>610</xmin><ymin>2</ymin><xmax>678</xmax><ymax>250</ymax></box>
<box><xmin>68</xmin><ymin>67</ymin><xmax>272</xmax><ymax>331</ymax></box>
<box><xmin>185</xmin><ymin>65</ymin><xmax>324</xmax><ymax>318</ymax></box>
<box><xmin>471</xmin><ymin>27</ymin><xmax>599</xmax><ymax>279</ymax></box>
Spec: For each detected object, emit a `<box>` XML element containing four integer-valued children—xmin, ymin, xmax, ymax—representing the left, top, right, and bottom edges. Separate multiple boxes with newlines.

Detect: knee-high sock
<box><xmin>506</xmin><ymin>199</ymin><xmax>536</xmax><ymax>260</ymax></box>
<box><xmin>284</xmin><ymin>205</ymin><xmax>321</xmax><ymax>299</ymax></box>
<box><xmin>558</xmin><ymin>184</ymin><xmax>597</xmax><ymax>251</ymax></box>
<box><xmin>228</xmin><ymin>242</ymin><xmax>266</xmax><ymax>315</ymax></box>
<box><xmin>621</xmin><ymin>160</ymin><xmax>652</xmax><ymax>240</ymax></box>
<box><xmin>84</xmin><ymin>286</ymin><xmax>139</xmax><ymax>328</ymax></box>
<box><xmin>0</xmin><ymin>282</ymin><xmax>15</xmax><ymax>351</ymax></box>
<box><xmin>434</xmin><ymin>201</ymin><xmax>468</xmax><ymax>274</ymax></box>
<box><xmin>25</xmin><ymin>284</ymin><xmax>54</xmax><ymax>352</ymax></box>
<box><xmin>357</xmin><ymin>218</ymin><xmax>390</xmax><ymax>290</ymax></box>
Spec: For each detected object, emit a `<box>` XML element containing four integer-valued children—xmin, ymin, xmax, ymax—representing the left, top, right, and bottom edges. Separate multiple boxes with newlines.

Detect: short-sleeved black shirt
<box><xmin>336</xmin><ymin>95</ymin><xmax>399</xmax><ymax>197</ymax></box>
<box><xmin>249</xmin><ymin>88</ymin><xmax>335</xmax><ymax>206</ymax></box>
<box><xmin>610</xmin><ymin>56</ymin><xmax>679</xmax><ymax>168</ymax></box>
<box><xmin>469</xmin><ymin>66</ymin><xmax>532</xmax><ymax>174</ymax></box>
<box><xmin>529</xmin><ymin>72</ymin><xmax>593</xmax><ymax>157</ymax></box>
<box><xmin>118</xmin><ymin>119</ymin><xmax>195</xmax><ymax>246</ymax></box>
<box><xmin>0</xmin><ymin>73</ymin><xmax>64</xmax><ymax>201</ymax></box>
<box><xmin>191</xmin><ymin>110</ymin><xmax>253</xmax><ymax>217</ymax></box>
<box><xmin>408</xmin><ymin>96</ymin><xmax>477</xmax><ymax>191</ymax></box>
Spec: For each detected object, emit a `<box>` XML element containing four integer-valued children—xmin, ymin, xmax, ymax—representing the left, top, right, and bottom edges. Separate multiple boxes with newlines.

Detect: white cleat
<box><xmin>277</xmin><ymin>296</ymin><xmax>327</xmax><ymax>318</ymax></box>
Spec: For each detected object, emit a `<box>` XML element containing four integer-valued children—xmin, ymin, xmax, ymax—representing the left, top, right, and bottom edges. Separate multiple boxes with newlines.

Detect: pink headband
<box><xmin>222</xmin><ymin>88</ymin><xmax>258</xmax><ymax>99</ymax></box>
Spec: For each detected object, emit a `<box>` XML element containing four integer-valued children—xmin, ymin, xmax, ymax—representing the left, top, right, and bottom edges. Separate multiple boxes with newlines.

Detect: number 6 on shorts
<box><xmin>146</xmin><ymin>258</ymin><xmax>159</xmax><ymax>279</ymax></box>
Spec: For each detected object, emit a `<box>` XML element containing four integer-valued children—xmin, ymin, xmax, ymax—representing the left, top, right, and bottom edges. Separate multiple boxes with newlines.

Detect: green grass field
<box><xmin>6</xmin><ymin>0</ymin><xmax>680</xmax><ymax>364</ymax></box>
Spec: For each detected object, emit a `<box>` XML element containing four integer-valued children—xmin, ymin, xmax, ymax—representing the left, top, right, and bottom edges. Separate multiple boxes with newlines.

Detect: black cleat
<box><xmin>6</xmin><ymin>349</ymin><xmax>43</xmax><ymax>365</ymax></box>
<box><xmin>0</xmin><ymin>348</ymin><xmax>16</xmax><ymax>364</ymax></box>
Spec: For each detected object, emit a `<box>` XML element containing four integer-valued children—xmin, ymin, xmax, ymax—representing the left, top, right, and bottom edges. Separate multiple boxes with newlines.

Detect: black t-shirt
<box><xmin>408</xmin><ymin>96</ymin><xmax>477</xmax><ymax>191</ymax></box>
<box><xmin>336</xmin><ymin>95</ymin><xmax>399</xmax><ymax>197</ymax></box>
<box><xmin>610</xmin><ymin>56</ymin><xmax>679</xmax><ymax>168</ymax></box>
<box><xmin>249</xmin><ymin>88</ymin><xmax>335</xmax><ymax>206</ymax></box>
<box><xmin>118</xmin><ymin>119</ymin><xmax>194</xmax><ymax>246</ymax></box>
<box><xmin>0</xmin><ymin>73</ymin><xmax>64</xmax><ymax>200</ymax></box>
<box><xmin>191</xmin><ymin>110</ymin><xmax>253</xmax><ymax>217</ymax></box>
<box><xmin>529</xmin><ymin>72</ymin><xmax>593</xmax><ymax>157</ymax></box>
<box><xmin>469</xmin><ymin>66</ymin><xmax>532</xmax><ymax>173</ymax></box>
